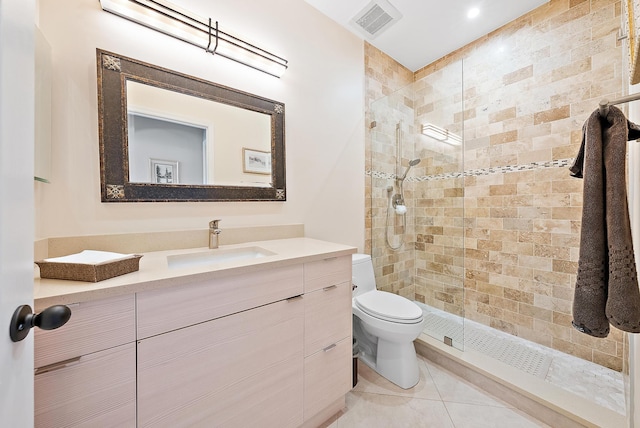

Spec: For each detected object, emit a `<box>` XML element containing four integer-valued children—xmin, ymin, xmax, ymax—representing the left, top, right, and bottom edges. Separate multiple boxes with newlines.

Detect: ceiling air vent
<box><xmin>350</xmin><ymin>0</ymin><xmax>402</xmax><ymax>39</ymax></box>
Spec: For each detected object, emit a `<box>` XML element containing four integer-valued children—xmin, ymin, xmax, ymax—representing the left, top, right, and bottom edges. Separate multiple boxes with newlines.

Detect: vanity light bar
<box><xmin>99</xmin><ymin>0</ymin><xmax>288</xmax><ymax>78</ymax></box>
<box><xmin>421</xmin><ymin>123</ymin><xmax>462</xmax><ymax>146</ymax></box>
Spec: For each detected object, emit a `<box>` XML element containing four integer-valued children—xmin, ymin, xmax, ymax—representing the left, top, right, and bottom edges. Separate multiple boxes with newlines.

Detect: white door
<box><xmin>0</xmin><ymin>0</ymin><xmax>36</xmax><ymax>426</ymax></box>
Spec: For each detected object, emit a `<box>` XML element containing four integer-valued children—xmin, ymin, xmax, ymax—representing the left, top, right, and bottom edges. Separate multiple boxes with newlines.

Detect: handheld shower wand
<box><xmin>398</xmin><ymin>158</ymin><xmax>421</xmax><ymax>182</ymax></box>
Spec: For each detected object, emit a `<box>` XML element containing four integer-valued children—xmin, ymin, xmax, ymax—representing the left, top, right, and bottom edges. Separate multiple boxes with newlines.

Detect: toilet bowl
<box><xmin>352</xmin><ymin>254</ymin><xmax>426</xmax><ymax>389</ymax></box>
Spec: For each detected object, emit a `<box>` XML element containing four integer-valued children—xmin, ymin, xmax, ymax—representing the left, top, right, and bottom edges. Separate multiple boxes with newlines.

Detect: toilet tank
<box><xmin>352</xmin><ymin>253</ymin><xmax>377</xmax><ymax>296</ymax></box>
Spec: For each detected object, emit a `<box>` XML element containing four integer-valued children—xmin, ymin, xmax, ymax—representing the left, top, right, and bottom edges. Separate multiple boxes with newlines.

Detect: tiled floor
<box><xmin>324</xmin><ymin>355</ymin><xmax>550</xmax><ymax>427</ymax></box>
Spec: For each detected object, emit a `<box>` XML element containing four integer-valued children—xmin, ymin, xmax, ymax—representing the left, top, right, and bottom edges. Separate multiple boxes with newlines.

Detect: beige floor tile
<box><xmin>337</xmin><ymin>392</ymin><xmax>454</xmax><ymax>428</ymax></box>
<box><xmin>353</xmin><ymin>357</ymin><xmax>441</xmax><ymax>400</ymax></box>
<box><xmin>333</xmin><ymin>355</ymin><xmax>550</xmax><ymax>428</ymax></box>
<box><xmin>444</xmin><ymin>402</ymin><xmax>551</xmax><ymax>428</ymax></box>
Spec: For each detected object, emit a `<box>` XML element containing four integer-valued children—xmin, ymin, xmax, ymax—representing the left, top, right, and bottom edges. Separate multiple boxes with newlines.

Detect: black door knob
<box><xmin>9</xmin><ymin>304</ymin><xmax>72</xmax><ymax>342</ymax></box>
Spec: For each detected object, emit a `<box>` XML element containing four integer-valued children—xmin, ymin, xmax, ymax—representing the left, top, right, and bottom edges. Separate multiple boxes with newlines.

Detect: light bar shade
<box><xmin>99</xmin><ymin>0</ymin><xmax>288</xmax><ymax>78</ymax></box>
<box><xmin>421</xmin><ymin>123</ymin><xmax>462</xmax><ymax>146</ymax></box>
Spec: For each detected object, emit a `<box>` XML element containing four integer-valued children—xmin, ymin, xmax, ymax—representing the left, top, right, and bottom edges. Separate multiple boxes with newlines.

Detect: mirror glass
<box><xmin>126</xmin><ymin>81</ymin><xmax>272</xmax><ymax>187</ymax></box>
<box><xmin>97</xmin><ymin>49</ymin><xmax>286</xmax><ymax>202</ymax></box>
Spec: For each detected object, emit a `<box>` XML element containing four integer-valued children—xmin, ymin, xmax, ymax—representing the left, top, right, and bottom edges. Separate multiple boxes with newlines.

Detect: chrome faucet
<box><xmin>209</xmin><ymin>219</ymin><xmax>222</xmax><ymax>249</ymax></box>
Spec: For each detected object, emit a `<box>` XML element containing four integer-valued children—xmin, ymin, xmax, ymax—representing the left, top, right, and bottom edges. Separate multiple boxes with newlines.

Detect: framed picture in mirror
<box><xmin>150</xmin><ymin>159</ymin><xmax>178</xmax><ymax>184</ymax></box>
<box><xmin>242</xmin><ymin>148</ymin><xmax>271</xmax><ymax>175</ymax></box>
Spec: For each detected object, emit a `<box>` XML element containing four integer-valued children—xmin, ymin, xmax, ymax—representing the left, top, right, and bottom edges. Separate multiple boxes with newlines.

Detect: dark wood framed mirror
<box><xmin>97</xmin><ymin>49</ymin><xmax>286</xmax><ymax>202</ymax></box>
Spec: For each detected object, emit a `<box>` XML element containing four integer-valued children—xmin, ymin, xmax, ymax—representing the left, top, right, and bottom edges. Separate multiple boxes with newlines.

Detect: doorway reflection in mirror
<box><xmin>128</xmin><ymin>111</ymin><xmax>206</xmax><ymax>185</ymax></box>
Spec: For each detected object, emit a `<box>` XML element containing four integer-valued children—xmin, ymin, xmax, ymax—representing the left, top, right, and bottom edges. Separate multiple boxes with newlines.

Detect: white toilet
<box><xmin>352</xmin><ymin>253</ymin><xmax>426</xmax><ymax>389</ymax></box>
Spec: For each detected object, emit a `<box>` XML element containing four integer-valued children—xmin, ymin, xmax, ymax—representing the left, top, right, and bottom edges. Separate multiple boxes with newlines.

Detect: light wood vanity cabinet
<box><xmin>35</xmin><ymin>252</ymin><xmax>353</xmax><ymax>428</ymax></box>
<box><xmin>33</xmin><ymin>294</ymin><xmax>136</xmax><ymax>428</ymax></box>
<box><xmin>302</xmin><ymin>256</ymin><xmax>353</xmax><ymax>421</ymax></box>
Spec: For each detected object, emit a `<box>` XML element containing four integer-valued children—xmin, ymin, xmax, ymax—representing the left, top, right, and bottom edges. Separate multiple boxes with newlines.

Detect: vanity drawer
<box><xmin>304</xmin><ymin>255</ymin><xmax>351</xmax><ymax>293</ymax></box>
<box><xmin>304</xmin><ymin>281</ymin><xmax>352</xmax><ymax>356</ymax></box>
<box><xmin>35</xmin><ymin>342</ymin><xmax>136</xmax><ymax>428</ymax></box>
<box><xmin>137</xmin><ymin>263</ymin><xmax>304</xmax><ymax>338</ymax></box>
<box><xmin>34</xmin><ymin>294</ymin><xmax>135</xmax><ymax>368</ymax></box>
<box><xmin>304</xmin><ymin>337</ymin><xmax>352</xmax><ymax>419</ymax></box>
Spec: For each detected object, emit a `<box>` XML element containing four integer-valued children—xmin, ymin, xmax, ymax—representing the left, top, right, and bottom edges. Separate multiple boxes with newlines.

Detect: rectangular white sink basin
<box><xmin>167</xmin><ymin>246</ymin><xmax>275</xmax><ymax>269</ymax></box>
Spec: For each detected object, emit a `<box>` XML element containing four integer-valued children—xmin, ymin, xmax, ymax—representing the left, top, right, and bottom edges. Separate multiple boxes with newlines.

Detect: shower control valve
<box><xmin>392</xmin><ymin>194</ymin><xmax>404</xmax><ymax>208</ymax></box>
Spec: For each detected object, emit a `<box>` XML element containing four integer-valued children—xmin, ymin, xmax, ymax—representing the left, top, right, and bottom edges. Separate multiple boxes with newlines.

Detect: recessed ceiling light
<box><xmin>467</xmin><ymin>7</ymin><xmax>480</xmax><ymax>19</ymax></box>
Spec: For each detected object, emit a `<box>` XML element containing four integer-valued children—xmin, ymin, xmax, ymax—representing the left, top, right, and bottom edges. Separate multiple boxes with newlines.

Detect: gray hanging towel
<box><xmin>569</xmin><ymin>106</ymin><xmax>640</xmax><ymax>337</ymax></box>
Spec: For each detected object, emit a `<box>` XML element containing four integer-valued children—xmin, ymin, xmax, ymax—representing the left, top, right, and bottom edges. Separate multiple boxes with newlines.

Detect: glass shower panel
<box><xmin>413</xmin><ymin>60</ymin><xmax>465</xmax><ymax>350</ymax></box>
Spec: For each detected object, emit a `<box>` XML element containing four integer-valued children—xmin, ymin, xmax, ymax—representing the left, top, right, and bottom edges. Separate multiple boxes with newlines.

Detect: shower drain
<box><xmin>422</xmin><ymin>311</ymin><xmax>553</xmax><ymax>379</ymax></box>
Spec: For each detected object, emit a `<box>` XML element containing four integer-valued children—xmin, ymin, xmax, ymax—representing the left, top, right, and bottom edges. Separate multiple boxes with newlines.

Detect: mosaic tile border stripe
<box><xmin>367</xmin><ymin>158</ymin><xmax>575</xmax><ymax>181</ymax></box>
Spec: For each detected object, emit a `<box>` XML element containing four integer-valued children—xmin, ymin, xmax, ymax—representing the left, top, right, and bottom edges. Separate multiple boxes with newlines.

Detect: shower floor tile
<box><xmin>416</xmin><ymin>303</ymin><xmax>626</xmax><ymax>415</ymax></box>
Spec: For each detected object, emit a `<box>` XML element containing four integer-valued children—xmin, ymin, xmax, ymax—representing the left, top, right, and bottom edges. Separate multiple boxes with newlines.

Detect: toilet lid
<box><xmin>354</xmin><ymin>291</ymin><xmax>424</xmax><ymax>324</ymax></box>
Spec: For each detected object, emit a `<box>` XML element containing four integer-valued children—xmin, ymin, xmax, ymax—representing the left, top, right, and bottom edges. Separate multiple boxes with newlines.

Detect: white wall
<box><xmin>34</xmin><ymin>0</ymin><xmax>365</xmax><ymax>250</ymax></box>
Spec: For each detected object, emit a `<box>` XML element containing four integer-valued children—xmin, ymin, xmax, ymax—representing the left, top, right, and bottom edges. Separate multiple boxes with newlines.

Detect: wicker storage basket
<box><xmin>36</xmin><ymin>254</ymin><xmax>142</xmax><ymax>282</ymax></box>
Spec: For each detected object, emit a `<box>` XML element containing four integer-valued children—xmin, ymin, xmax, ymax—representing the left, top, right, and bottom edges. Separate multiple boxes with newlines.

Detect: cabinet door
<box><xmin>34</xmin><ymin>343</ymin><xmax>136</xmax><ymax>428</ymax></box>
<box><xmin>304</xmin><ymin>281</ymin><xmax>352</xmax><ymax>356</ymax></box>
<box><xmin>304</xmin><ymin>337</ymin><xmax>352</xmax><ymax>419</ymax></box>
<box><xmin>138</xmin><ymin>298</ymin><xmax>304</xmax><ymax>428</ymax></box>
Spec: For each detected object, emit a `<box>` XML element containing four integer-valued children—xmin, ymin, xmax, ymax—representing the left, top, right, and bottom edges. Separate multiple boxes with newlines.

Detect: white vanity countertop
<box><xmin>34</xmin><ymin>237</ymin><xmax>356</xmax><ymax>310</ymax></box>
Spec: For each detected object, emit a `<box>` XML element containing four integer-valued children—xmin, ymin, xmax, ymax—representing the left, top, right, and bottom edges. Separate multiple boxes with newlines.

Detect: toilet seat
<box><xmin>354</xmin><ymin>291</ymin><xmax>424</xmax><ymax>324</ymax></box>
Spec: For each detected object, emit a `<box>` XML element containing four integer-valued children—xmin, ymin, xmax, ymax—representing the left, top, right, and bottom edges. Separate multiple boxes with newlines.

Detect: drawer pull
<box><xmin>323</xmin><ymin>285</ymin><xmax>337</xmax><ymax>291</ymax></box>
<box><xmin>35</xmin><ymin>356</ymin><xmax>81</xmax><ymax>375</ymax></box>
<box><xmin>323</xmin><ymin>343</ymin><xmax>337</xmax><ymax>352</ymax></box>
<box><xmin>323</xmin><ymin>257</ymin><xmax>338</xmax><ymax>262</ymax></box>
<box><xmin>286</xmin><ymin>294</ymin><xmax>303</xmax><ymax>301</ymax></box>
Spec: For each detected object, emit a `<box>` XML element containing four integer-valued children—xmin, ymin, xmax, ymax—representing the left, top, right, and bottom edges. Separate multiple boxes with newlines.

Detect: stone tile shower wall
<box><xmin>365</xmin><ymin>43</ymin><xmax>416</xmax><ymax>298</ymax></box>
<box><xmin>365</xmin><ymin>0</ymin><xmax>627</xmax><ymax>370</ymax></box>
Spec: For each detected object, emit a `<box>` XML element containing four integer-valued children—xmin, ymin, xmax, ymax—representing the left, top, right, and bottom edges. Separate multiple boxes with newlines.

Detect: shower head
<box><xmin>398</xmin><ymin>158</ymin><xmax>421</xmax><ymax>181</ymax></box>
